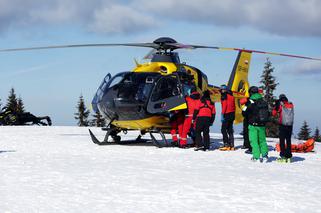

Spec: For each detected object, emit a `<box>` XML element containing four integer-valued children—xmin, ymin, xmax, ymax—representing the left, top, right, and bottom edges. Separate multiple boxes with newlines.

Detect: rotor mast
<box><xmin>150</xmin><ymin>37</ymin><xmax>181</xmax><ymax>63</ymax></box>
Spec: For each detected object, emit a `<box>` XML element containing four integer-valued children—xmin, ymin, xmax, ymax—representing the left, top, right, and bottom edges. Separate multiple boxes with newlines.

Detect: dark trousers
<box><xmin>243</xmin><ymin>119</ymin><xmax>251</xmax><ymax>150</ymax></box>
<box><xmin>221</xmin><ymin>113</ymin><xmax>234</xmax><ymax>147</ymax></box>
<box><xmin>195</xmin><ymin>116</ymin><xmax>211</xmax><ymax>150</ymax></box>
<box><xmin>279</xmin><ymin>125</ymin><xmax>293</xmax><ymax>158</ymax></box>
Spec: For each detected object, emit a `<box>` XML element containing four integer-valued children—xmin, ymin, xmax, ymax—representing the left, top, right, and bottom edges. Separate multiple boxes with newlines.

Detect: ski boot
<box><xmin>229</xmin><ymin>147</ymin><xmax>236</xmax><ymax>151</ymax></box>
<box><xmin>219</xmin><ymin>146</ymin><xmax>230</xmax><ymax>151</ymax></box>
<box><xmin>194</xmin><ymin>146</ymin><xmax>204</xmax><ymax>151</ymax></box>
<box><xmin>277</xmin><ymin>157</ymin><xmax>287</xmax><ymax>163</ymax></box>
<box><xmin>251</xmin><ymin>157</ymin><xmax>259</xmax><ymax>162</ymax></box>
<box><xmin>260</xmin><ymin>155</ymin><xmax>269</xmax><ymax>163</ymax></box>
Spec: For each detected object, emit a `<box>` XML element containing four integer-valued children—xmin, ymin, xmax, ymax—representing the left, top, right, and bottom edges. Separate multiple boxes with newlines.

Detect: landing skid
<box><xmin>89</xmin><ymin>128</ymin><xmax>168</xmax><ymax>147</ymax></box>
<box><xmin>89</xmin><ymin>129</ymin><xmax>148</xmax><ymax>146</ymax></box>
<box><xmin>149</xmin><ymin>131</ymin><xmax>168</xmax><ymax>148</ymax></box>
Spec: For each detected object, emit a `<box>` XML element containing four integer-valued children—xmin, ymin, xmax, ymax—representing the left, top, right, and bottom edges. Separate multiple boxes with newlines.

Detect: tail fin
<box><xmin>227</xmin><ymin>51</ymin><xmax>252</xmax><ymax>124</ymax></box>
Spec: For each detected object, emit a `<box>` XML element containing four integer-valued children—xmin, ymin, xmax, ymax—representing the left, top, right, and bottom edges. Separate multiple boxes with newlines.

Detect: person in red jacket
<box><xmin>193</xmin><ymin>90</ymin><xmax>216</xmax><ymax>151</ymax></box>
<box><xmin>180</xmin><ymin>88</ymin><xmax>200</xmax><ymax>148</ymax></box>
<box><xmin>272</xmin><ymin>94</ymin><xmax>294</xmax><ymax>163</ymax></box>
<box><xmin>219</xmin><ymin>84</ymin><xmax>236</xmax><ymax>151</ymax></box>
<box><xmin>170</xmin><ymin>110</ymin><xmax>185</xmax><ymax>147</ymax></box>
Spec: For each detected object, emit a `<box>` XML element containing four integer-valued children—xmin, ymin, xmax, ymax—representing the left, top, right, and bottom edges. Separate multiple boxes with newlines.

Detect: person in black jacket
<box><xmin>240</xmin><ymin>98</ymin><xmax>251</xmax><ymax>154</ymax></box>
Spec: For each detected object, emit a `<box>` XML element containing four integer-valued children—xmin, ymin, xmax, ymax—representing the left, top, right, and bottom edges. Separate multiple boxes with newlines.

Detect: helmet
<box><xmin>279</xmin><ymin>94</ymin><xmax>287</xmax><ymax>99</ymax></box>
<box><xmin>220</xmin><ymin>84</ymin><xmax>228</xmax><ymax>90</ymax></box>
<box><xmin>279</xmin><ymin>94</ymin><xmax>288</xmax><ymax>101</ymax></box>
<box><xmin>249</xmin><ymin>86</ymin><xmax>259</xmax><ymax>95</ymax></box>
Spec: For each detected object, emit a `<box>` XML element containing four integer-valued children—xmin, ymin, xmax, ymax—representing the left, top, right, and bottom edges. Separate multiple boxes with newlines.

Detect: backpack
<box><xmin>254</xmin><ymin>98</ymin><xmax>269</xmax><ymax>124</ymax></box>
<box><xmin>199</xmin><ymin>100</ymin><xmax>212</xmax><ymax>114</ymax></box>
<box><xmin>281</xmin><ymin>102</ymin><xmax>294</xmax><ymax>126</ymax></box>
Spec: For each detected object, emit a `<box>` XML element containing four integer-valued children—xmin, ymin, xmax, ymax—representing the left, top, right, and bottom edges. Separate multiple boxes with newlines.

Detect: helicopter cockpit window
<box><xmin>109</xmin><ymin>74</ymin><xmax>125</xmax><ymax>89</ymax></box>
<box><xmin>151</xmin><ymin>76</ymin><xmax>180</xmax><ymax>102</ymax></box>
<box><xmin>112</xmin><ymin>72</ymin><xmax>160</xmax><ymax>102</ymax></box>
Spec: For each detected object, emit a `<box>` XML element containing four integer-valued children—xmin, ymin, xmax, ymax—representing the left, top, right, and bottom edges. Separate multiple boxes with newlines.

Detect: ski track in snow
<box><xmin>0</xmin><ymin>126</ymin><xmax>320</xmax><ymax>213</ymax></box>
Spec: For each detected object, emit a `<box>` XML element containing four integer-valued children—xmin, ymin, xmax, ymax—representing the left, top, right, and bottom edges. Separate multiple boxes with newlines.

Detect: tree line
<box><xmin>74</xmin><ymin>94</ymin><xmax>105</xmax><ymax>127</ymax></box>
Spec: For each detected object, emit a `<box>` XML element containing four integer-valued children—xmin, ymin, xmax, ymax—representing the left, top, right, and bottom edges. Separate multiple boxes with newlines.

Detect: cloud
<box><xmin>8</xmin><ymin>62</ymin><xmax>60</xmax><ymax>76</ymax></box>
<box><xmin>135</xmin><ymin>0</ymin><xmax>321</xmax><ymax>37</ymax></box>
<box><xmin>0</xmin><ymin>0</ymin><xmax>156</xmax><ymax>34</ymax></box>
<box><xmin>90</xmin><ymin>4</ymin><xmax>156</xmax><ymax>34</ymax></box>
<box><xmin>0</xmin><ymin>0</ymin><xmax>321</xmax><ymax>36</ymax></box>
<box><xmin>287</xmin><ymin>60</ymin><xmax>321</xmax><ymax>76</ymax></box>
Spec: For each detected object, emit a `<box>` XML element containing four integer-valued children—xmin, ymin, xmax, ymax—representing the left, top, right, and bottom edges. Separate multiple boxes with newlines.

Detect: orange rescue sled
<box><xmin>275</xmin><ymin>138</ymin><xmax>315</xmax><ymax>153</ymax></box>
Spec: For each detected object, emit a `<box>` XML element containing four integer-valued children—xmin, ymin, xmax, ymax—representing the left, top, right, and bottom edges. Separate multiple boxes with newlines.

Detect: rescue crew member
<box><xmin>193</xmin><ymin>90</ymin><xmax>216</xmax><ymax>151</ymax></box>
<box><xmin>219</xmin><ymin>84</ymin><xmax>236</xmax><ymax>151</ymax></box>
<box><xmin>272</xmin><ymin>94</ymin><xmax>294</xmax><ymax>163</ymax></box>
<box><xmin>180</xmin><ymin>88</ymin><xmax>200</xmax><ymax>148</ymax></box>
<box><xmin>170</xmin><ymin>110</ymin><xmax>185</xmax><ymax>146</ymax></box>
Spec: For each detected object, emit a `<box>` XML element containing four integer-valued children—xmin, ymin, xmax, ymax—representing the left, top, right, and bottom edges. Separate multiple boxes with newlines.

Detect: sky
<box><xmin>0</xmin><ymin>0</ymin><xmax>321</xmax><ymax>134</ymax></box>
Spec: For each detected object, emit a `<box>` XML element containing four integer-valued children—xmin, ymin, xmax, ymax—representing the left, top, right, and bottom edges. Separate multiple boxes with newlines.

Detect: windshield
<box><xmin>115</xmin><ymin>72</ymin><xmax>160</xmax><ymax>102</ymax></box>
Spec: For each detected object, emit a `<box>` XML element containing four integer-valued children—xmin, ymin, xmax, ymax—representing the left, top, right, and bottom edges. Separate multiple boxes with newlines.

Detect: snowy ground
<box><xmin>0</xmin><ymin>126</ymin><xmax>320</xmax><ymax>213</ymax></box>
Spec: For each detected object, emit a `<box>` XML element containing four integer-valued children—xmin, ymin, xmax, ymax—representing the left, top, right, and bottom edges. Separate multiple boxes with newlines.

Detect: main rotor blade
<box><xmin>170</xmin><ymin>43</ymin><xmax>220</xmax><ymax>50</ymax></box>
<box><xmin>172</xmin><ymin>43</ymin><xmax>321</xmax><ymax>61</ymax></box>
<box><xmin>1</xmin><ymin>40</ymin><xmax>320</xmax><ymax>61</ymax></box>
<box><xmin>0</xmin><ymin>43</ymin><xmax>158</xmax><ymax>52</ymax></box>
<box><xmin>215</xmin><ymin>47</ymin><xmax>321</xmax><ymax>61</ymax></box>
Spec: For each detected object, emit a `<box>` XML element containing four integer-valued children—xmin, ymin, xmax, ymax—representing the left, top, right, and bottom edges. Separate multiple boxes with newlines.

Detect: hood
<box><xmin>190</xmin><ymin>92</ymin><xmax>200</xmax><ymax>100</ymax></box>
<box><xmin>250</xmin><ymin>93</ymin><xmax>263</xmax><ymax>100</ymax></box>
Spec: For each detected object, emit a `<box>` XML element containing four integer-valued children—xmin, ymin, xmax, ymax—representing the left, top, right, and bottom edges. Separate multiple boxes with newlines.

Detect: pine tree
<box><xmin>74</xmin><ymin>95</ymin><xmax>90</xmax><ymax>126</ymax></box>
<box><xmin>91</xmin><ymin>111</ymin><xmax>106</xmax><ymax>127</ymax></box>
<box><xmin>297</xmin><ymin>121</ymin><xmax>311</xmax><ymax>140</ymax></box>
<box><xmin>259</xmin><ymin>58</ymin><xmax>279</xmax><ymax>137</ymax></box>
<box><xmin>16</xmin><ymin>97</ymin><xmax>25</xmax><ymax>114</ymax></box>
<box><xmin>313</xmin><ymin>127</ymin><xmax>321</xmax><ymax>142</ymax></box>
<box><xmin>260</xmin><ymin>58</ymin><xmax>279</xmax><ymax>109</ymax></box>
<box><xmin>6</xmin><ymin>88</ymin><xmax>18</xmax><ymax>113</ymax></box>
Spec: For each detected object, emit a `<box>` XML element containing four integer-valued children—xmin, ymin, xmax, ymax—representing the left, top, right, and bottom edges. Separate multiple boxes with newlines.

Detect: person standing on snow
<box><xmin>240</xmin><ymin>97</ymin><xmax>252</xmax><ymax>154</ymax></box>
<box><xmin>219</xmin><ymin>84</ymin><xmax>236</xmax><ymax>151</ymax></box>
<box><xmin>244</xmin><ymin>86</ymin><xmax>269</xmax><ymax>162</ymax></box>
<box><xmin>170</xmin><ymin>110</ymin><xmax>185</xmax><ymax>147</ymax></box>
<box><xmin>180</xmin><ymin>87</ymin><xmax>200</xmax><ymax>148</ymax></box>
<box><xmin>240</xmin><ymin>89</ymin><xmax>264</xmax><ymax>154</ymax></box>
<box><xmin>272</xmin><ymin>94</ymin><xmax>294</xmax><ymax>163</ymax></box>
<box><xmin>193</xmin><ymin>90</ymin><xmax>216</xmax><ymax>151</ymax></box>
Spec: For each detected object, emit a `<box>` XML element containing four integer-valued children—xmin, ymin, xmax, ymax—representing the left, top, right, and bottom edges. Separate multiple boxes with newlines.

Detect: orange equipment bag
<box><xmin>275</xmin><ymin>138</ymin><xmax>315</xmax><ymax>153</ymax></box>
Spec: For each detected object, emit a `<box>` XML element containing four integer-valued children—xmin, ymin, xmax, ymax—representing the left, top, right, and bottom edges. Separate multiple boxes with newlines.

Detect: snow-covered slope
<box><xmin>1</xmin><ymin>126</ymin><xmax>320</xmax><ymax>213</ymax></box>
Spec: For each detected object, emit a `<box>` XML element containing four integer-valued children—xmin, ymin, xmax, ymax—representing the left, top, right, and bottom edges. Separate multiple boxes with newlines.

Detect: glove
<box><xmin>221</xmin><ymin>114</ymin><xmax>225</xmax><ymax>122</ymax></box>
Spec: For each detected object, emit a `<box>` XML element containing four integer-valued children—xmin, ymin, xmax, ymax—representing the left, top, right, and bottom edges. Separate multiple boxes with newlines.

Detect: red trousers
<box><xmin>180</xmin><ymin>116</ymin><xmax>193</xmax><ymax>146</ymax></box>
<box><xmin>170</xmin><ymin>113</ymin><xmax>184</xmax><ymax>143</ymax></box>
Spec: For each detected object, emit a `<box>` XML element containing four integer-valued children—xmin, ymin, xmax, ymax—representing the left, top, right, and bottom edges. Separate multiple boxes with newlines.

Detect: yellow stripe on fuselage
<box><xmin>112</xmin><ymin>116</ymin><xmax>170</xmax><ymax>130</ymax></box>
<box><xmin>169</xmin><ymin>103</ymin><xmax>187</xmax><ymax>111</ymax></box>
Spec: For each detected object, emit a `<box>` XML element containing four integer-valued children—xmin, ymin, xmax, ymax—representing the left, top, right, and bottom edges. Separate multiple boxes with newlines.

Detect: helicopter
<box><xmin>1</xmin><ymin>37</ymin><xmax>320</xmax><ymax>147</ymax></box>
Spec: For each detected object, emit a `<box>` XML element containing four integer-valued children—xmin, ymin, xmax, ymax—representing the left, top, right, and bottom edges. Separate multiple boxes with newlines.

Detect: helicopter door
<box><xmin>147</xmin><ymin>74</ymin><xmax>186</xmax><ymax>114</ymax></box>
<box><xmin>92</xmin><ymin>73</ymin><xmax>112</xmax><ymax>112</ymax></box>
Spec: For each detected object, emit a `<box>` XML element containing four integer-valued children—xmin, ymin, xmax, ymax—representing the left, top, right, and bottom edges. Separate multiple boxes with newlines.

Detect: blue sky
<box><xmin>0</xmin><ymin>0</ymin><xmax>321</xmax><ymax>135</ymax></box>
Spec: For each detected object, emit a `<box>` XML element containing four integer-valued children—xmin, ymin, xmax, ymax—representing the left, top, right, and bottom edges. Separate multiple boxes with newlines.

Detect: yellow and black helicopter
<box><xmin>1</xmin><ymin>37</ymin><xmax>320</xmax><ymax>146</ymax></box>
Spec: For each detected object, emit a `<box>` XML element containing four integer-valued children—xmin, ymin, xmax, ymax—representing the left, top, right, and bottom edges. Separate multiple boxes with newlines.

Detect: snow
<box><xmin>0</xmin><ymin>126</ymin><xmax>320</xmax><ymax>213</ymax></box>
